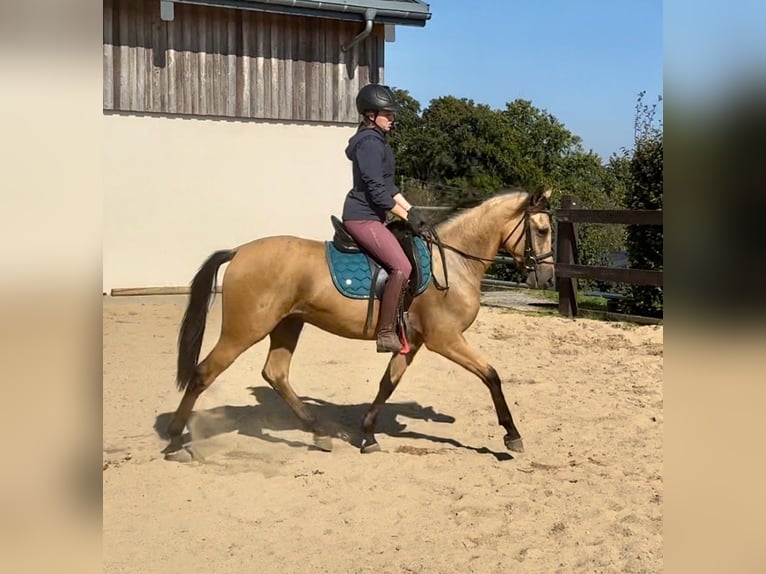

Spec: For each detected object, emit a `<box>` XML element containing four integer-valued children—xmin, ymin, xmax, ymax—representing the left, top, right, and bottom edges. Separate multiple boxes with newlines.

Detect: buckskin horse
<box><xmin>166</xmin><ymin>187</ymin><xmax>555</xmax><ymax>455</ymax></box>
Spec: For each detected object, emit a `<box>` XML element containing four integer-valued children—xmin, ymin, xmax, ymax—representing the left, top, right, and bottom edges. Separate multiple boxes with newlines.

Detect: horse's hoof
<box><xmin>161</xmin><ymin>435</ymin><xmax>186</xmax><ymax>455</ymax></box>
<box><xmin>167</xmin><ymin>423</ymin><xmax>185</xmax><ymax>439</ymax></box>
<box><xmin>164</xmin><ymin>447</ymin><xmax>194</xmax><ymax>463</ymax></box>
<box><xmin>360</xmin><ymin>437</ymin><xmax>381</xmax><ymax>454</ymax></box>
<box><xmin>313</xmin><ymin>435</ymin><xmax>333</xmax><ymax>452</ymax></box>
<box><xmin>504</xmin><ymin>435</ymin><xmax>525</xmax><ymax>453</ymax></box>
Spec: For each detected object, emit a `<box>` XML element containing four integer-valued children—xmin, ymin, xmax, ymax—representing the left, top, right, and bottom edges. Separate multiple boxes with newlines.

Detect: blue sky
<box><xmin>384</xmin><ymin>1</ymin><xmax>663</xmax><ymax>161</ymax></box>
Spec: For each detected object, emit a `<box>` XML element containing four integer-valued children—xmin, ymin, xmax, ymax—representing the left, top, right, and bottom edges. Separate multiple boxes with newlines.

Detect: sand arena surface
<box><xmin>103</xmin><ymin>294</ymin><xmax>662</xmax><ymax>573</ymax></box>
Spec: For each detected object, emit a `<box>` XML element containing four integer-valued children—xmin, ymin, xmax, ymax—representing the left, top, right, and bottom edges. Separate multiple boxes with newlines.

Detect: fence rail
<box><xmin>554</xmin><ymin>263</ymin><xmax>663</xmax><ymax>287</ymax></box>
<box><xmin>555</xmin><ymin>195</ymin><xmax>662</xmax><ymax>320</ymax></box>
<box><xmin>555</xmin><ymin>209</ymin><xmax>662</xmax><ymax>226</ymax></box>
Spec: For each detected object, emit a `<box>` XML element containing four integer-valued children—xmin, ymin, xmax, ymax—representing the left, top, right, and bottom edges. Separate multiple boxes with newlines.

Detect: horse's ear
<box><xmin>529</xmin><ymin>187</ymin><xmax>552</xmax><ymax>208</ymax></box>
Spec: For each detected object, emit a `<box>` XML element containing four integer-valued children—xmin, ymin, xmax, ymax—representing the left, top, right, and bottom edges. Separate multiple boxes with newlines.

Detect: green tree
<box><xmin>617</xmin><ymin>92</ymin><xmax>663</xmax><ymax>317</ymax></box>
<box><xmin>502</xmin><ymin>99</ymin><xmax>584</xmax><ymax>190</ymax></box>
<box><xmin>388</xmin><ymin>88</ymin><xmax>426</xmax><ymax>181</ymax></box>
<box><xmin>387</xmin><ymin>87</ymin><xmax>632</xmax><ymax>288</ymax></box>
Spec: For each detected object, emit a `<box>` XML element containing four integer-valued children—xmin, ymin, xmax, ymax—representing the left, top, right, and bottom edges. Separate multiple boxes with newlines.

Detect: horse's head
<box><xmin>501</xmin><ymin>188</ymin><xmax>555</xmax><ymax>289</ymax></box>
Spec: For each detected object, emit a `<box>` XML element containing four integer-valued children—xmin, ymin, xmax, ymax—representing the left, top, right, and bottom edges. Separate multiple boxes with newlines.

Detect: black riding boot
<box><xmin>376</xmin><ymin>270</ymin><xmax>408</xmax><ymax>353</ymax></box>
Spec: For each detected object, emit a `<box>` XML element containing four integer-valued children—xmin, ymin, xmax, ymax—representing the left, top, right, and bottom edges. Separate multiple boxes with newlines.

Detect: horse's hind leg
<box><xmin>426</xmin><ymin>334</ymin><xmax>524</xmax><ymax>453</ymax></box>
<box><xmin>167</xmin><ymin>334</ymin><xmax>253</xmax><ymax>440</ymax></box>
<box><xmin>261</xmin><ymin>317</ymin><xmax>332</xmax><ymax>451</ymax></box>
<box><xmin>360</xmin><ymin>335</ymin><xmax>423</xmax><ymax>454</ymax></box>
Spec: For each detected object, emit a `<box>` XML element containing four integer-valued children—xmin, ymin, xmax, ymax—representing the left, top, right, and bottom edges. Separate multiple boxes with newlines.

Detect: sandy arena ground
<box><xmin>103</xmin><ymin>294</ymin><xmax>662</xmax><ymax>574</ymax></box>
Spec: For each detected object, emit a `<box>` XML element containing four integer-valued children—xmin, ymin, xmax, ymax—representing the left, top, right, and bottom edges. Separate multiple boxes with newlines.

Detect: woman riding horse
<box><xmin>341</xmin><ymin>83</ymin><xmax>428</xmax><ymax>354</ymax></box>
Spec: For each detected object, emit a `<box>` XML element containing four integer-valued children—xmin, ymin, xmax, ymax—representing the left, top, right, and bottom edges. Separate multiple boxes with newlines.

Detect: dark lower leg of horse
<box><xmin>261</xmin><ymin>318</ymin><xmax>332</xmax><ymax>452</ymax></box>
<box><xmin>166</xmin><ymin>340</ymin><xmax>244</xmax><ymax>439</ymax></box>
<box><xmin>484</xmin><ymin>365</ymin><xmax>523</xmax><ymax>453</ymax></box>
<box><xmin>360</xmin><ymin>340</ymin><xmax>422</xmax><ymax>454</ymax></box>
<box><xmin>429</xmin><ymin>336</ymin><xmax>524</xmax><ymax>454</ymax></box>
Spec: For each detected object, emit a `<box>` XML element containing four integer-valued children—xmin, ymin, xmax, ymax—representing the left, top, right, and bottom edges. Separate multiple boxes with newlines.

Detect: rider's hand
<box><xmin>406</xmin><ymin>207</ymin><xmax>428</xmax><ymax>233</ymax></box>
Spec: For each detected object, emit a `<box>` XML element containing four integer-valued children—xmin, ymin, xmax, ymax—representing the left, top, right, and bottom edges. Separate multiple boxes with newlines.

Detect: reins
<box><xmin>417</xmin><ymin>206</ymin><xmax>553</xmax><ymax>291</ymax></box>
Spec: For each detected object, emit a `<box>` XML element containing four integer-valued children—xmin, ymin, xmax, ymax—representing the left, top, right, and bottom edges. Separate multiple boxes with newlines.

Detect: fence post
<box><xmin>557</xmin><ymin>195</ymin><xmax>579</xmax><ymax>318</ymax></box>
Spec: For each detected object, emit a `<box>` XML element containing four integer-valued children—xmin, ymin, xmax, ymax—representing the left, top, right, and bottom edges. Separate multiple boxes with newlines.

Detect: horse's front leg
<box><xmin>426</xmin><ymin>334</ymin><xmax>524</xmax><ymax>453</ymax></box>
<box><xmin>360</xmin><ymin>336</ymin><xmax>423</xmax><ymax>453</ymax></box>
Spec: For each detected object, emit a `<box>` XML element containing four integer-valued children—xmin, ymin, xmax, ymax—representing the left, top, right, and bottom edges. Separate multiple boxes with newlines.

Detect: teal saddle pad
<box><xmin>325</xmin><ymin>236</ymin><xmax>432</xmax><ymax>300</ymax></box>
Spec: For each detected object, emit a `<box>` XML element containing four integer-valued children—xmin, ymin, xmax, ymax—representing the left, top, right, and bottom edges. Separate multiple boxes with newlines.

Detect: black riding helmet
<box><xmin>355</xmin><ymin>83</ymin><xmax>401</xmax><ymax>115</ymax></box>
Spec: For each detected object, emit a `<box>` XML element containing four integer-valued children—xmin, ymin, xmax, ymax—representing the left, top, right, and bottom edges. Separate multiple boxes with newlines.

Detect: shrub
<box><xmin>617</xmin><ymin>93</ymin><xmax>663</xmax><ymax>317</ymax></box>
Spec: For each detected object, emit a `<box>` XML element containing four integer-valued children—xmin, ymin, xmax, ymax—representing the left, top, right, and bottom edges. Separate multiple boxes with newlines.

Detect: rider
<box><xmin>341</xmin><ymin>83</ymin><xmax>428</xmax><ymax>353</ymax></box>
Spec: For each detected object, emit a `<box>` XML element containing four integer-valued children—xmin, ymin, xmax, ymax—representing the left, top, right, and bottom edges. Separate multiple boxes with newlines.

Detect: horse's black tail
<box><xmin>176</xmin><ymin>249</ymin><xmax>237</xmax><ymax>392</ymax></box>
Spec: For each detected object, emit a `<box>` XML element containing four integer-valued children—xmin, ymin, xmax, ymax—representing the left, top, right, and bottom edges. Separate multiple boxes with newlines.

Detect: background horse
<box><xmin>166</xmin><ymin>187</ymin><xmax>554</xmax><ymax>454</ymax></box>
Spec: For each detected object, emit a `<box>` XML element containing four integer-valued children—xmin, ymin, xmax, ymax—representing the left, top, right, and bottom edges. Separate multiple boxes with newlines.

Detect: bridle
<box><xmin>419</xmin><ymin>206</ymin><xmax>554</xmax><ymax>291</ymax></box>
<box><xmin>508</xmin><ymin>206</ymin><xmax>555</xmax><ymax>271</ymax></box>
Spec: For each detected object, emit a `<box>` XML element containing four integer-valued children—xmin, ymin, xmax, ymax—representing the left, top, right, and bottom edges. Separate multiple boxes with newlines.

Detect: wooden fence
<box><xmin>554</xmin><ymin>195</ymin><xmax>663</xmax><ymax>321</ymax></box>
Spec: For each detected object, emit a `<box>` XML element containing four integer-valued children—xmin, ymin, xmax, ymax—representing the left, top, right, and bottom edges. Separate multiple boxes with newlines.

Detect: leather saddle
<box><xmin>329</xmin><ymin>215</ymin><xmax>427</xmax><ymax>332</ymax></box>
<box><xmin>330</xmin><ymin>215</ymin><xmax>364</xmax><ymax>253</ymax></box>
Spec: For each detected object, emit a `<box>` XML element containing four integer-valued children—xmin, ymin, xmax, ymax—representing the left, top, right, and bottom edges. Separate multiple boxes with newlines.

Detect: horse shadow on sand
<box><xmin>154</xmin><ymin>386</ymin><xmax>514</xmax><ymax>461</ymax></box>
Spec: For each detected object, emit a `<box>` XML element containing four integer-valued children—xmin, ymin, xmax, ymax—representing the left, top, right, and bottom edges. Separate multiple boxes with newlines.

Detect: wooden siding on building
<box><xmin>103</xmin><ymin>0</ymin><xmax>385</xmax><ymax>123</ymax></box>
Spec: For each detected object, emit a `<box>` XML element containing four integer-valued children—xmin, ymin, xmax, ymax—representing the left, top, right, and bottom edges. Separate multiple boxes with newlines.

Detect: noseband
<box><xmin>420</xmin><ymin>205</ymin><xmax>554</xmax><ymax>291</ymax></box>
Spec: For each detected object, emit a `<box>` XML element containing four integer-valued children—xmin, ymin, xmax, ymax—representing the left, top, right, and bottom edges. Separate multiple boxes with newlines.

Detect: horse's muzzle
<box><xmin>525</xmin><ymin>261</ymin><xmax>555</xmax><ymax>289</ymax></box>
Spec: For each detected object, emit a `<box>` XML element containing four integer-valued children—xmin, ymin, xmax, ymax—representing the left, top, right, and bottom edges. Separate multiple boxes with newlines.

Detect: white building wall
<box><xmin>103</xmin><ymin>113</ymin><xmax>356</xmax><ymax>292</ymax></box>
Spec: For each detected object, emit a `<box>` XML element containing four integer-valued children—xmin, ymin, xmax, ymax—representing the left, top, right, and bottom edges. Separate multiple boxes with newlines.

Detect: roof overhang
<box><xmin>169</xmin><ymin>0</ymin><xmax>432</xmax><ymax>27</ymax></box>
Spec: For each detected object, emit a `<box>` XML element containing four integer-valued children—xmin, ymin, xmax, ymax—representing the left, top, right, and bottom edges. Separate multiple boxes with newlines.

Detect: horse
<box><xmin>165</xmin><ymin>187</ymin><xmax>555</xmax><ymax>455</ymax></box>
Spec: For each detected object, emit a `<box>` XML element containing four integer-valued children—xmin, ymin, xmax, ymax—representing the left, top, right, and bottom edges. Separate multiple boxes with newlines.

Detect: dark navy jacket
<box><xmin>342</xmin><ymin>127</ymin><xmax>398</xmax><ymax>222</ymax></box>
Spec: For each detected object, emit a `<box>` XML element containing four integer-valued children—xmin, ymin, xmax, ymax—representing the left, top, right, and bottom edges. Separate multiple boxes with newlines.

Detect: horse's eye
<box><xmin>536</xmin><ymin>227</ymin><xmax>549</xmax><ymax>236</ymax></box>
